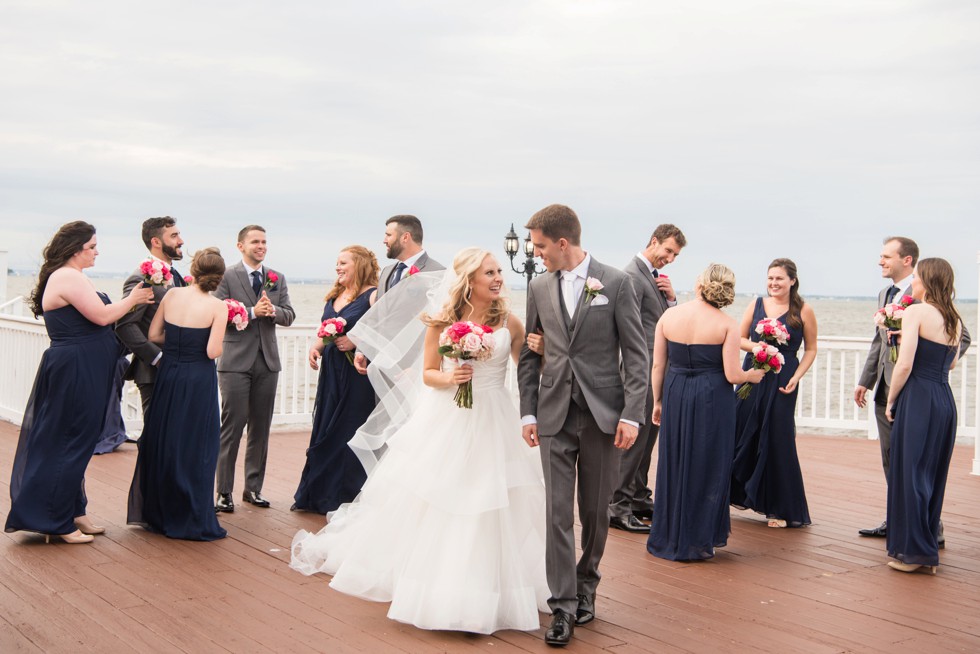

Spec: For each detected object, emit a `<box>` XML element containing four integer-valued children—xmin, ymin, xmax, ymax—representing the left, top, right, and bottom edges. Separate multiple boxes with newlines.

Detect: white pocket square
<box><xmin>590</xmin><ymin>295</ymin><xmax>609</xmax><ymax>306</ymax></box>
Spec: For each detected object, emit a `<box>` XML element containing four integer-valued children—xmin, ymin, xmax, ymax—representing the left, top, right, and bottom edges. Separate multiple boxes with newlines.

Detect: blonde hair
<box><xmin>697</xmin><ymin>263</ymin><xmax>736</xmax><ymax>308</ymax></box>
<box><xmin>422</xmin><ymin>247</ymin><xmax>509</xmax><ymax>328</ymax></box>
<box><xmin>324</xmin><ymin>245</ymin><xmax>380</xmax><ymax>302</ymax></box>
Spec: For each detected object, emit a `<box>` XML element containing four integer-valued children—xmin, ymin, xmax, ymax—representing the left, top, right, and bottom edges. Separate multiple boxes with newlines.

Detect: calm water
<box><xmin>6</xmin><ymin>275</ymin><xmax>977</xmax><ymax>338</ymax></box>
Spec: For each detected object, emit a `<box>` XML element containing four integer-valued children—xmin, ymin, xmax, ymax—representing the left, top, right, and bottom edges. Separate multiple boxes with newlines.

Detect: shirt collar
<box><xmin>242</xmin><ymin>260</ymin><xmax>263</xmax><ymax>276</ymax></box>
<box><xmin>893</xmin><ymin>275</ymin><xmax>913</xmax><ymax>294</ymax></box>
<box><xmin>637</xmin><ymin>252</ymin><xmax>656</xmax><ymax>274</ymax></box>
<box><xmin>562</xmin><ymin>253</ymin><xmax>591</xmax><ymax>280</ymax></box>
<box><xmin>399</xmin><ymin>251</ymin><xmax>425</xmax><ymax>270</ymax></box>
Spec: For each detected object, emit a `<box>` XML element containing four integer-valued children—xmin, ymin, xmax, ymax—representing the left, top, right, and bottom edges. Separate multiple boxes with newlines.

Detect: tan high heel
<box><xmin>74</xmin><ymin>516</ymin><xmax>106</xmax><ymax>535</ymax></box>
<box><xmin>887</xmin><ymin>561</ymin><xmax>937</xmax><ymax>575</ymax></box>
<box><xmin>767</xmin><ymin>519</ymin><xmax>787</xmax><ymax>528</ymax></box>
<box><xmin>45</xmin><ymin>529</ymin><xmax>94</xmax><ymax>544</ymax></box>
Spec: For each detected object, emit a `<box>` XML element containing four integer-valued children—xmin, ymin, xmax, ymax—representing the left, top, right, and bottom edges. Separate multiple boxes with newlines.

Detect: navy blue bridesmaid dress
<box><xmin>887</xmin><ymin>338</ymin><xmax>957</xmax><ymax>567</ymax></box>
<box><xmin>647</xmin><ymin>342</ymin><xmax>735</xmax><ymax>561</ymax></box>
<box><xmin>730</xmin><ymin>297</ymin><xmax>811</xmax><ymax>526</ymax></box>
<box><xmin>94</xmin><ymin>345</ymin><xmax>130</xmax><ymax>454</ymax></box>
<box><xmin>128</xmin><ymin>322</ymin><xmax>226</xmax><ymax>541</ymax></box>
<box><xmin>292</xmin><ymin>288</ymin><xmax>378</xmax><ymax>514</ymax></box>
<box><xmin>6</xmin><ymin>293</ymin><xmax>118</xmax><ymax>536</ymax></box>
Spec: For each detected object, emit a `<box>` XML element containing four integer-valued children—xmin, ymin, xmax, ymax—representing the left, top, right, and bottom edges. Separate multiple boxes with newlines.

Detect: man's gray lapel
<box><xmin>635</xmin><ymin>257</ymin><xmax>668</xmax><ymax>315</ymax></box>
<box><xmin>236</xmin><ymin>265</ymin><xmax>255</xmax><ymax>306</ymax></box>
<box><xmin>547</xmin><ymin>270</ymin><xmax>566</xmax><ymax>331</ymax></box>
<box><xmin>569</xmin><ymin>260</ymin><xmax>605</xmax><ymax>346</ymax></box>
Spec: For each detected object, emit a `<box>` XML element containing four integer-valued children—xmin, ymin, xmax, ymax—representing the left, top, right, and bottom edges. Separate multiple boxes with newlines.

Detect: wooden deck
<box><xmin>1</xmin><ymin>420</ymin><xmax>978</xmax><ymax>653</ymax></box>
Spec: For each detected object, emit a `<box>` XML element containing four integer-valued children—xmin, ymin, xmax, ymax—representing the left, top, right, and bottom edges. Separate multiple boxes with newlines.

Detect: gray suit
<box><xmin>858</xmin><ymin>286</ymin><xmax>971</xmax><ymax>477</ymax></box>
<box><xmin>375</xmin><ymin>251</ymin><xmax>444</xmax><ymax>301</ymax></box>
<box><xmin>518</xmin><ymin>257</ymin><xmax>648</xmax><ymax>615</ymax></box>
<box><xmin>214</xmin><ymin>263</ymin><xmax>295</xmax><ymax>495</ymax></box>
<box><xmin>608</xmin><ymin>256</ymin><xmax>670</xmax><ymax>519</ymax></box>
<box><xmin>115</xmin><ymin>268</ymin><xmax>186</xmax><ymax>415</ymax></box>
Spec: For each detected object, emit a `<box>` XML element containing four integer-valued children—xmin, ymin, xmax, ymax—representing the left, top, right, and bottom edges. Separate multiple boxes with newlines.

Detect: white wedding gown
<box><xmin>290</xmin><ymin>327</ymin><xmax>549</xmax><ymax>633</ymax></box>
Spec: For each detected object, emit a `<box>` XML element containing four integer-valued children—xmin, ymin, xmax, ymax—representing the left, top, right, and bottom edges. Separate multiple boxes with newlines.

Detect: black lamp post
<box><xmin>504</xmin><ymin>223</ymin><xmax>544</xmax><ymax>286</ymax></box>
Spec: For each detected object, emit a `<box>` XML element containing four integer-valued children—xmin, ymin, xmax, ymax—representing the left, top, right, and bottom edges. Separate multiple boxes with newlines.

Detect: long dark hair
<box><xmin>769</xmin><ymin>258</ymin><xmax>804</xmax><ymax>330</ymax></box>
<box><xmin>29</xmin><ymin>221</ymin><xmax>96</xmax><ymax>318</ymax></box>
<box><xmin>916</xmin><ymin>258</ymin><xmax>961</xmax><ymax>345</ymax></box>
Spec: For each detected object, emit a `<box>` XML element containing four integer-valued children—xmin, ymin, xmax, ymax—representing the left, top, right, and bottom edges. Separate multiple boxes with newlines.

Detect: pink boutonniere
<box><xmin>183</xmin><ymin>275</ymin><xmax>194</xmax><ymax>285</ymax></box>
<box><xmin>264</xmin><ymin>271</ymin><xmax>279</xmax><ymax>290</ymax></box>
<box><xmin>407</xmin><ymin>265</ymin><xmax>420</xmax><ymax>277</ymax></box>
<box><xmin>584</xmin><ymin>277</ymin><xmax>605</xmax><ymax>303</ymax></box>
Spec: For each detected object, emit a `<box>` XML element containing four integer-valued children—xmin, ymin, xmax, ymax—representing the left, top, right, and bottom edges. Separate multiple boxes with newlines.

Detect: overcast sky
<box><xmin>1</xmin><ymin>1</ymin><xmax>978</xmax><ymax>298</ymax></box>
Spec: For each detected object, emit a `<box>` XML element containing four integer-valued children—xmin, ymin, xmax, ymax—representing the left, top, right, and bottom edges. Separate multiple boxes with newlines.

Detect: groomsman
<box><xmin>518</xmin><ymin>204</ymin><xmax>648</xmax><ymax>647</ymax></box>
<box><xmin>214</xmin><ymin>225</ymin><xmax>295</xmax><ymax>512</ymax></box>
<box><xmin>116</xmin><ymin>216</ymin><xmax>187</xmax><ymax>420</ymax></box>
<box><xmin>608</xmin><ymin>224</ymin><xmax>685</xmax><ymax>533</ymax></box>
<box><xmin>854</xmin><ymin>236</ymin><xmax>969</xmax><ymax>539</ymax></box>
<box><xmin>354</xmin><ymin>214</ymin><xmax>443</xmax><ymax>373</ymax></box>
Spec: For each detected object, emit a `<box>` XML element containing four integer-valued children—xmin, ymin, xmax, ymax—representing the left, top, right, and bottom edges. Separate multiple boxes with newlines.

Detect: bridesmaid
<box><xmin>730</xmin><ymin>259</ymin><xmax>817</xmax><ymax>528</ymax></box>
<box><xmin>884</xmin><ymin>258</ymin><xmax>961</xmax><ymax>574</ymax></box>
<box><xmin>127</xmin><ymin>248</ymin><xmax>229</xmax><ymax>540</ymax></box>
<box><xmin>5</xmin><ymin>221</ymin><xmax>153</xmax><ymax>543</ymax></box>
<box><xmin>646</xmin><ymin>264</ymin><xmax>764</xmax><ymax>561</ymax></box>
<box><xmin>292</xmin><ymin>246</ymin><xmax>379</xmax><ymax>514</ymax></box>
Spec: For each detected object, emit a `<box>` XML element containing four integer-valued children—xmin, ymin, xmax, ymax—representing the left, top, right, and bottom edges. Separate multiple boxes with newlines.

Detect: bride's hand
<box><xmin>526</xmin><ymin>330</ymin><xmax>544</xmax><ymax>355</ymax></box>
<box><xmin>451</xmin><ymin>362</ymin><xmax>473</xmax><ymax>385</ymax></box>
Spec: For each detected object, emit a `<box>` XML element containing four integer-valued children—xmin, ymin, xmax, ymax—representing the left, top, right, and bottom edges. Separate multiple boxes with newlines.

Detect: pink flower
<box><xmin>408</xmin><ymin>265</ymin><xmax>420</xmax><ymax>276</ymax></box>
<box><xmin>264</xmin><ymin>271</ymin><xmax>279</xmax><ymax>290</ymax></box>
<box><xmin>447</xmin><ymin>322</ymin><xmax>472</xmax><ymax>342</ymax></box>
<box><xmin>462</xmin><ymin>333</ymin><xmax>483</xmax><ymax>353</ymax></box>
<box><xmin>139</xmin><ymin>257</ymin><xmax>173</xmax><ymax>286</ymax></box>
<box><xmin>317</xmin><ymin>317</ymin><xmax>347</xmax><ymax>338</ymax></box>
<box><xmin>224</xmin><ymin>299</ymin><xmax>249</xmax><ymax>331</ymax></box>
<box><xmin>437</xmin><ymin>321</ymin><xmax>496</xmax><ymax>408</ymax></box>
<box><xmin>183</xmin><ymin>275</ymin><xmax>194</xmax><ymax>284</ymax></box>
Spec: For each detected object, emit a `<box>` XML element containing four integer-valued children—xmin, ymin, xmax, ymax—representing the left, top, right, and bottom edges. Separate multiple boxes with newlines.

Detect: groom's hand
<box><xmin>522</xmin><ymin>424</ymin><xmax>539</xmax><ymax>448</ymax></box>
<box><xmin>614</xmin><ymin>421</ymin><xmax>638</xmax><ymax>450</ymax></box>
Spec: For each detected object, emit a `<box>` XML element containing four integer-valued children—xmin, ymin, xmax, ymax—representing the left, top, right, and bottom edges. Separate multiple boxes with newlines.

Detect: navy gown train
<box><xmin>128</xmin><ymin>322</ymin><xmax>226</xmax><ymax>541</ymax></box>
<box><xmin>730</xmin><ymin>297</ymin><xmax>811</xmax><ymax>526</ymax></box>
<box><xmin>6</xmin><ymin>294</ymin><xmax>118</xmax><ymax>536</ymax></box>
<box><xmin>647</xmin><ymin>342</ymin><xmax>735</xmax><ymax>561</ymax></box>
<box><xmin>292</xmin><ymin>288</ymin><xmax>377</xmax><ymax>514</ymax></box>
<box><xmin>886</xmin><ymin>338</ymin><xmax>957</xmax><ymax>567</ymax></box>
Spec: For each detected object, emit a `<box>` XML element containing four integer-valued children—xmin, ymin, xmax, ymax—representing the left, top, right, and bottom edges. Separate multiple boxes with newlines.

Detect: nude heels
<box><xmin>887</xmin><ymin>561</ymin><xmax>937</xmax><ymax>575</ymax></box>
<box><xmin>45</xmin><ymin>529</ymin><xmax>94</xmax><ymax>544</ymax></box>
<box><xmin>74</xmin><ymin>516</ymin><xmax>106</xmax><ymax>535</ymax></box>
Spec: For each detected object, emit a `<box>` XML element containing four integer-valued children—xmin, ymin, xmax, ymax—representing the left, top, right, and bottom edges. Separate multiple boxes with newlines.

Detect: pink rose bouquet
<box><xmin>438</xmin><ymin>321</ymin><xmax>496</xmax><ymax>408</ymax></box>
<box><xmin>139</xmin><ymin>258</ymin><xmax>173</xmax><ymax>286</ymax></box>
<box><xmin>736</xmin><ymin>343</ymin><xmax>785</xmax><ymax>400</ymax></box>
<box><xmin>873</xmin><ymin>294</ymin><xmax>914</xmax><ymax>362</ymax></box>
<box><xmin>225</xmin><ymin>299</ymin><xmax>249</xmax><ymax>331</ymax></box>
<box><xmin>264</xmin><ymin>271</ymin><xmax>279</xmax><ymax>291</ymax></box>
<box><xmin>754</xmin><ymin>317</ymin><xmax>790</xmax><ymax>346</ymax></box>
<box><xmin>318</xmin><ymin>317</ymin><xmax>353</xmax><ymax>364</ymax></box>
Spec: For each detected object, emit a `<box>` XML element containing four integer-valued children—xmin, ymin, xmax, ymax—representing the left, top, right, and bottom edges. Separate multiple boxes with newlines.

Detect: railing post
<box><xmin>973</xmin><ymin>250</ymin><xmax>980</xmax><ymax>476</ymax></box>
<box><xmin>0</xmin><ymin>250</ymin><xmax>8</xmax><ymax>305</ymax></box>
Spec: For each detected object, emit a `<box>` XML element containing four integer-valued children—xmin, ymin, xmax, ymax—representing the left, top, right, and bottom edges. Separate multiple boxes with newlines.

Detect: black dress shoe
<box><xmin>575</xmin><ymin>593</ymin><xmax>595</xmax><ymax>625</ymax></box>
<box><xmin>632</xmin><ymin>507</ymin><xmax>653</xmax><ymax>520</ymax></box>
<box><xmin>242</xmin><ymin>491</ymin><xmax>270</xmax><ymax>508</ymax></box>
<box><xmin>215</xmin><ymin>493</ymin><xmax>235</xmax><ymax>513</ymax></box>
<box><xmin>544</xmin><ymin>610</ymin><xmax>573</xmax><ymax>647</ymax></box>
<box><xmin>610</xmin><ymin>515</ymin><xmax>651</xmax><ymax>533</ymax></box>
<box><xmin>858</xmin><ymin>521</ymin><xmax>886</xmax><ymax>537</ymax></box>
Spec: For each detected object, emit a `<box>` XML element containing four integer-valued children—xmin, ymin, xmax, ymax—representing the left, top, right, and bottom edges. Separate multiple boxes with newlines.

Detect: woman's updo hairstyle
<box><xmin>697</xmin><ymin>263</ymin><xmax>736</xmax><ymax>309</ymax></box>
<box><xmin>190</xmin><ymin>247</ymin><xmax>225</xmax><ymax>293</ymax></box>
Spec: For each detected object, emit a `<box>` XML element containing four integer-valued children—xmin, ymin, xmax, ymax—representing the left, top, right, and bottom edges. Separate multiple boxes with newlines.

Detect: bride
<box><xmin>290</xmin><ymin>247</ymin><xmax>549</xmax><ymax>634</ymax></box>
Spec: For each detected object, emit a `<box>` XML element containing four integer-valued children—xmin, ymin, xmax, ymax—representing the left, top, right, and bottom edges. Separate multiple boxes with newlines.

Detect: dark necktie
<box><xmin>251</xmin><ymin>270</ymin><xmax>263</xmax><ymax>297</ymax></box>
<box><xmin>652</xmin><ymin>269</ymin><xmax>659</xmax><ymax>278</ymax></box>
<box><xmin>389</xmin><ymin>262</ymin><xmax>407</xmax><ymax>289</ymax></box>
<box><xmin>171</xmin><ymin>267</ymin><xmax>184</xmax><ymax>287</ymax></box>
<box><xmin>885</xmin><ymin>285</ymin><xmax>900</xmax><ymax>305</ymax></box>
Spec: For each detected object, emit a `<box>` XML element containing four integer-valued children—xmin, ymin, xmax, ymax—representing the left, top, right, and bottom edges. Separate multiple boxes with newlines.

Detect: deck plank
<box><xmin>1</xmin><ymin>419</ymin><xmax>979</xmax><ymax>652</ymax></box>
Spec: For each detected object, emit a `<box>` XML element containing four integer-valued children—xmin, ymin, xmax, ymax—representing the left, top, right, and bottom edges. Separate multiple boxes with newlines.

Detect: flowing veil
<box><xmin>345</xmin><ymin>269</ymin><xmax>455</xmax><ymax>476</ymax></box>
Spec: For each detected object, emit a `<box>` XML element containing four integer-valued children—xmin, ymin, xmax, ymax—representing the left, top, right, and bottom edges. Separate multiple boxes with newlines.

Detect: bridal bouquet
<box><xmin>438</xmin><ymin>321</ymin><xmax>496</xmax><ymax>408</ymax></box>
<box><xmin>754</xmin><ymin>317</ymin><xmax>790</xmax><ymax>345</ymax></box>
<box><xmin>139</xmin><ymin>258</ymin><xmax>173</xmax><ymax>286</ymax></box>
<box><xmin>225</xmin><ymin>299</ymin><xmax>249</xmax><ymax>331</ymax></box>
<box><xmin>736</xmin><ymin>343</ymin><xmax>785</xmax><ymax>400</ymax></box>
<box><xmin>874</xmin><ymin>294</ymin><xmax>914</xmax><ymax>362</ymax></box>
<box><xmin>318</xmin><ymin>317</ymin><xmax>353</xmax><ymax>364</ymax></box>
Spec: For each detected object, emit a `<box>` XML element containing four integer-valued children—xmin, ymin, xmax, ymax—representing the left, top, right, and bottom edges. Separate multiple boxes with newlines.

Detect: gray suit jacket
<box><xmin>115</xmin><ymin>271</ymin><xmax>178</xmax><ymax>384</ymax></box>
<box><xmin>375</xmin><ymin>252</ymin><xmax>444</xmax><ymax>301</ymax></box>
<box><xmin>518</xmin><ymin>257</ymin><xmax>649</xmax><ymax>435</ymax></box>
<box><xmin>624</xmin><ymin>255</ymin><xmax>670</xmax><ymax>356</ymax></box>
<box><xmin>214</xmin><ymin>263</ymin><xmax>296</xmax><ymax>373</ymax></box>
<box><xmin>858</xmin><ymin>285</ymin><xmax>971</xmax><ymax>390</ymax></box>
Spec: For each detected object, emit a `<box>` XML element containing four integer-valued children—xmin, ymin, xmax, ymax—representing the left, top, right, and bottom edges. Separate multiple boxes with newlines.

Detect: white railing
<box><xmin>2</xmin><ymin>309</ymin><xmax>979</xmax><ymax>472</ymax></box>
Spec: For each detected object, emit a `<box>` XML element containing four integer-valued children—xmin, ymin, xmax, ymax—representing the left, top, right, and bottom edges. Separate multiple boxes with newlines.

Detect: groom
<box><xmin>518</xmin><ymin>204</ymin><xmax>648</xmax><ymax>647</ymax></box>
